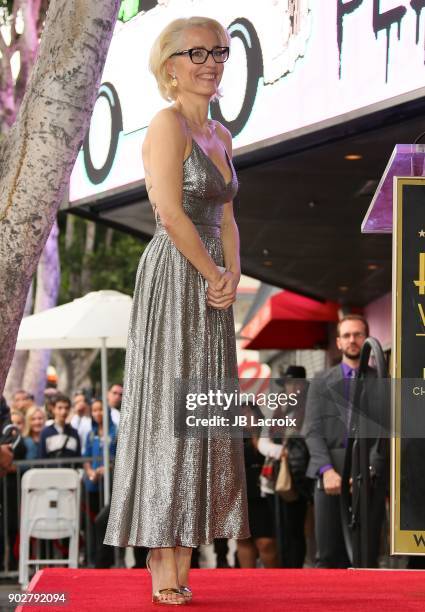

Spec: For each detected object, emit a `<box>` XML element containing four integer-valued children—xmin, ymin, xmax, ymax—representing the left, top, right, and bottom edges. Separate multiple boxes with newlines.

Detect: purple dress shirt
<box><xmin>319</xmin><ymin>363</ymin><xmax>358</xmax><ymax>476</ymax></box>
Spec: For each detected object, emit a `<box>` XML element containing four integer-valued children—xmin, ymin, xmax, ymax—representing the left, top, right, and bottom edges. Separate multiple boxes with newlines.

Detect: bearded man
<box><xmin>302</xmin><ymin>314</ymin><xmax>387</xmax><ymax>568</ymax></box>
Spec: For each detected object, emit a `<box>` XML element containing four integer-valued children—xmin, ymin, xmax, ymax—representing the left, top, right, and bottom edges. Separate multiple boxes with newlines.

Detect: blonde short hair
<box><xmin>149</xmin><ymin>16</ymin><xmax>231</xmax><ymax>102</ymax></box>
<box><xmin>23</xmin><ymin>405</ymin><xmax>46</xmax><ymax>438</ymax></box>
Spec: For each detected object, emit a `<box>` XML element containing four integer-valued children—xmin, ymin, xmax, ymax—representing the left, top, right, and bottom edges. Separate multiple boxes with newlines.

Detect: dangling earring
<box><xmin>171</xmin><ymin>74</ymin><xmax>178</xmax><ymax>87</ymax></box>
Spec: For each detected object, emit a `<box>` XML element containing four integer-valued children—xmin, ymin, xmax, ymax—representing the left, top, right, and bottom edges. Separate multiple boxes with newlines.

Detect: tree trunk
<box><xmin>52</xmin><ymin>348</ymin><xmax>99</xmax><ymax>397</ymax></box>
<box><xmin>81</xmin><ymin>220</ymin><xmax>96</xmax><ymax>295</ymax></box>
<box><xmin>1</xmin><ymin>1</ymin><xmax>62</xmax><ymax>404</ymax></box>
<box><xmin>65</xmin><ymin>213</ymin><xmax>75</xmax><ymax>250</ymax></box>
<box><xmin>65</xmin><ymin>214</ymin><xmax>81</xmax><ymax>297</ymax></box>
<box><xmin>58</xmin><ymin>217</ymin><xmax>99</xmax><ymax>392</ymax></box>
<box><xmin>3</xmin><ymin>281</ymin><xmax>34</xmax><ymax>404</ymax></box>
<box><xmin>0</xmin><ymin>0</ymin><xmax>121</xmax><ymax>395</ymax></box>
<box><xmin>22</xmin><ymin>219</ymin><xmax>60</xmax><ymax>404</ymax></box>
<box><xmin>105</xmin><ymin>227</ymin><xmax>114</xmax><ymax>249</ymax></box>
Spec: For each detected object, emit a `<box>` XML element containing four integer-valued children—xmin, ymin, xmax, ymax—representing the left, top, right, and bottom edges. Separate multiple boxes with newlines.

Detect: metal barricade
<box><xmin>0</xmin><ymin>456</ymin><xmax>110</xmax><ymax>580</ymax></box>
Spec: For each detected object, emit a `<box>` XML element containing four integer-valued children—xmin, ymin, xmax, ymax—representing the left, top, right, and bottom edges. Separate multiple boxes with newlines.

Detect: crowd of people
<box><xmin>0</xmin><ymin>384</ymin><xmax>123</xmax><ymax>571</ymax></box>
<box><xmin>1</xmin><ymin>385</ymin><xmax>123</xmax><ymax>461</ymax></box>
<box><xmin>0</xmin><ymin>314</ymin><xmax>395</xmax><ymax>574</ymax></box>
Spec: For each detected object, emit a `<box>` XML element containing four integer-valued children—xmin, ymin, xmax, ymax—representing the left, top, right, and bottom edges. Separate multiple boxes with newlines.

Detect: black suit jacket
<box><xmin>301</xmin><ymin>364</ymin><xmax>384</xmax><ymax>480</ymax></box>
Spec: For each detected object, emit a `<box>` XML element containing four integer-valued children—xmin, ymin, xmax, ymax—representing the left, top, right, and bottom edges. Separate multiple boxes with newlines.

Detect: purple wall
<box><xmin>364</xmin><ymin>292</ymin><xmax>392</xmax><ymax>350</ymax></box>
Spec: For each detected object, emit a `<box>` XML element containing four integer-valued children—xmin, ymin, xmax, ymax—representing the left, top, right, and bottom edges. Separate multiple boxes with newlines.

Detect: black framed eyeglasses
<box><xmin>170</xmin><ymin>46</ymin><xmax>230</xmax><ymax>64</ymax></box>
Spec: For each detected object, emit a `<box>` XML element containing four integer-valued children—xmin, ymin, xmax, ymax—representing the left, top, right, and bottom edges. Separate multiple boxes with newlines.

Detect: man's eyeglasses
<box><xmin>170</xmin><ymin>46</ymin><xmax>230</xmax><ymax>64</ymax></box>
<box><xmin>339</xmin><ymin>332</ymin><xmax>366</xmax><ymax>340</ymax></box>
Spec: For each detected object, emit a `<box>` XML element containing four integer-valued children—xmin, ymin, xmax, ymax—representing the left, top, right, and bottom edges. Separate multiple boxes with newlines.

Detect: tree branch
<box><xmin>32</xmin><ymin>0</ymin><xmax>42</xmax><ymax>20</ymax></box>
<box><xmin>12</xmin><ymin>0</ymin><xmax>21</xmax><ymax>22</ymax></box>
<box><xmin>0</xmin><ymin>26</ymin><xmax>11</xmax><ymax>61</ymax></box>
<box><xmin>36</xmin><ymin>0</ymin><xmax>48</xmax><ymax>39</ymax></box>
<box><xmin>15</xmin><ymin>0</ymin><xmax>41</xmax><ymax>108</ymax></box>
<box><xmin>6</xmin><ymin>0</ymin><xmax>21</xmax><ymax>52</ymax></box>
<box><xmin>0</xmin><ymin>28</ymin><xmax>16</xmax><ymax>132</ymax></box>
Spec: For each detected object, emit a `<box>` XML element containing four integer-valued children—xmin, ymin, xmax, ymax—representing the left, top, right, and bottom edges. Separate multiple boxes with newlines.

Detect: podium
<box><xmin>362</xmin><ymin>144</ymin><xmax>425</xmax><ymax>556</ymax></box>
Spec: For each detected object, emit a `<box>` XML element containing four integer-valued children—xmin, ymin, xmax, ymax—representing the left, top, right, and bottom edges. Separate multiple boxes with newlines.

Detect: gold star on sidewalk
<box><xmin>419</xmin><ymin>229</ymin><xmax>425</xmax><ymax>237</ymax></box>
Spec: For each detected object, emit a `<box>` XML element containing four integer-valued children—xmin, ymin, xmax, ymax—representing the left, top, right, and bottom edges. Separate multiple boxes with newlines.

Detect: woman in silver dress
<box><xmin>104</xmin><ymin>16</ymin><xmax>250</xmax><ymax>605</ymax></box>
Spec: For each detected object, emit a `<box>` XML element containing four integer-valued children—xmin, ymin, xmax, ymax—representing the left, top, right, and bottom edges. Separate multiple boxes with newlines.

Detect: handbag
<box><xmin>286</xmin><ymin>436</ymin><xmax>314</xmax><ymax>501</ymax></box>
<box><xmin>275</xmin><ymin>454</ymin><xmax>299</xmax><ymax>502</ymax></box>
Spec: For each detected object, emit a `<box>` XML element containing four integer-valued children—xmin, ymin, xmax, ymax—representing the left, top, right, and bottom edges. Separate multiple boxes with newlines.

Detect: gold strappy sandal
<box><xmin>152</xmin><ymin>588</ymin><xmax>186</xmax><ymax>605</ymax></box>
<box><xmin>178</xmin><ymin>586</ymin><xmax>192</xmax><ymax>602</ymax></box>
<box><xmin>146</xmin><ymin>550</ymin><xmax>186</xmax><ymax>606</ymax></box>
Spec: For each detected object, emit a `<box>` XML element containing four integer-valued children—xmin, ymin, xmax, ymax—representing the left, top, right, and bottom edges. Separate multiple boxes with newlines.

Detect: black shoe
<box><xmin>216</xmin><ymin>556</ymin><xmax>230</xmax><ymax>568</ymax></box>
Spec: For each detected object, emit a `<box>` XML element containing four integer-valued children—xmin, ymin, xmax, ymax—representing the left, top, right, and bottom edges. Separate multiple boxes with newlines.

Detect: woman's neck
<box><xmin>174</xmin><ymin>95</ymin><xmax>211</xmax><ymax>133</ymax></box>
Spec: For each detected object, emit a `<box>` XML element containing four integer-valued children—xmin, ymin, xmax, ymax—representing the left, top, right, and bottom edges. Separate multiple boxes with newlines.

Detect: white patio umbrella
<box><xmin>15</xmin><ymin>290</ymin><xmax>132</xmax><ymax>504</ymax></box>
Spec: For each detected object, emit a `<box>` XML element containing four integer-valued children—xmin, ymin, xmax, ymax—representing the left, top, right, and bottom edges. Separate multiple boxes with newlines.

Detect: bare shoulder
<box><xmin>213</xmin><ymin>120</ymin><xmax>233</xmax><ymax>155</ymax></box>
<box><xmin>147</xmin><ymin>107</ymin><xmax>187</xmax><ymax>142</ymax></box>
<box><xmin>143</xmin><ymin>108</ymin><xmax>188</xmax><ymax>163</ymax></box>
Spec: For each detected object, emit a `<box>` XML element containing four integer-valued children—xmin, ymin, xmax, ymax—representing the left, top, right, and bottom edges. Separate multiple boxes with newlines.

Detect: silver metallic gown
<box><xmin>103</xmin><ymin>129</ymin><xmax>250</xmax><ymax>548</ymax></box>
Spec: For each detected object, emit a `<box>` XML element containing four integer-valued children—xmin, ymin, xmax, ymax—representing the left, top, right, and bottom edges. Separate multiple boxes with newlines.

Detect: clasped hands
<box><xmin>206</xmin><ymin>268</ymin><xmax>238</xmax><ymax>310</ymax></box>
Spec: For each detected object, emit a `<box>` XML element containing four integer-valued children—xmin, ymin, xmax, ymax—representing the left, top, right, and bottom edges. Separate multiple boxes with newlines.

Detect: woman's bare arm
<box><xmin>206</xmin><ymin>124</ymin><xmax>240</xmax><ymax>309</ymax></box>
<box><xmin>206</xmin><ymin>200</ymin><xmax>240</xmax><ymax>309</ymax></box>
<box><xmin>221</xmin><ymin>201</ymin><xmax>241</xmax><ymax>280</ymax></box>
<box><xmin>218</xmin><ymin>124</ymin><xmax>241</xmax><ymax>280</ymax></box>
<box><xmin>145</xmin><ymin>109</ymin><xmax>224</xmax><ymax>288</ymax></box>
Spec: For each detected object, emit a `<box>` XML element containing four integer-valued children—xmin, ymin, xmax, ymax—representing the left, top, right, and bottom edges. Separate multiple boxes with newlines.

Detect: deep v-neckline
<box><xmin>186</xmin><ymin>137</ymin><xmax>234</xmax><ymax>187</ymax></box>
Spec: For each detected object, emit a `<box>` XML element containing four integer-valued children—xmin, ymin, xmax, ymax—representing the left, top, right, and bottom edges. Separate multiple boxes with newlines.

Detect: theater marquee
<box><xmin>69</xmin><ymin>0</ymin><xmax>425</xmax><ymax>206</ymax></box>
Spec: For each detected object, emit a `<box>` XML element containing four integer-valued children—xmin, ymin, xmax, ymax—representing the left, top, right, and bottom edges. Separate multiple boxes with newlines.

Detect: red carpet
<box><xmin>16</xmin><ymin>568</ymin><xmax>425</xmax><ymax>612</ymax></box>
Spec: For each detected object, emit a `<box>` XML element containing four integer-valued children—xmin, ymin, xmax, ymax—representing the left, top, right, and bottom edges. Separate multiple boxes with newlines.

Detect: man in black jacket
<box><xmin>302</xmin><ymin>314</ymin><xmax>387</xmax><ymax>568</ymax></box>
<box><xmin>0</xmin><ymin>394</ymin><xmax>26</xmax><ymax>570</ymax></box>
<box><xmin>39</xmin><ymin>394</ymin><xmax>81</xmax><ymax>464</ymax></box>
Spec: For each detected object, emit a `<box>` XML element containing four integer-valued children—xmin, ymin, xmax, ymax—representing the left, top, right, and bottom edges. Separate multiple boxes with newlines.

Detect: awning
<box><xmin>240</xmin><ymin>290</ymin><xmax>340</xmax><ymax>350</ymax></box>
